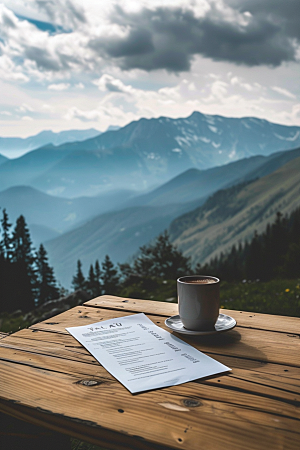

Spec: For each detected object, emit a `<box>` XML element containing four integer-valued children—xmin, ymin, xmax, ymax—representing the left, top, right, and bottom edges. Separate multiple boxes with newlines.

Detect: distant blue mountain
<box><xmin>45</xmin><ymin>203</ymin><xmax>194</xmax><ymax>287</ymax></box>
<box><xmin>0</xmin><ymin>128</ymin><xmax>101</xmax><ymax>158</ymax></box>
<box><xmin>44</xmin><ymin>145</ymin><xmax>300</xmax><ymax>287</ymax></box>
<box><xmin>0</xmin><ymin>185</ymin><xmax>135</xmax><ymax>235</ymax></box>
<box><xmin>1</xmin><ymin>111</ymin><xmax>300</xmax><ymax>197</ymax></box>
<box><xmin>0</xmin><ymin>154</ymin><xmax>8</xmax><ymax>166</ymax></box>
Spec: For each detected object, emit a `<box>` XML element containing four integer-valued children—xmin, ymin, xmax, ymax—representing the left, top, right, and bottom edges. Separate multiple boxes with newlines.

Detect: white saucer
<box><xmin>165</xmin><ymin>314</ymin><xmax>236</xmax><ymax>336</ymax></box>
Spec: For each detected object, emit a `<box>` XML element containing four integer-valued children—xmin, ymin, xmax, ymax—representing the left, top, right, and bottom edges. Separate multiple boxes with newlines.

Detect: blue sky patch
<box><xmin>16</xmin><ymin>14</ymin><xmax>66</xmax><ymax>34</ymax></box>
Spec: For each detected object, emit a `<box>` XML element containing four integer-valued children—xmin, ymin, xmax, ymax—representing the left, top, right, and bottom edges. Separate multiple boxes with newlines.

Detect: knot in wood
<box><xmin>78</xmin><ymin>380</ymin><xmax>100</xmax><ymax>386</ymax></box>
<box><xmin>182</xmin><ymin>399</ymin><xmax>201</xmax><ymax>408</ymax></box>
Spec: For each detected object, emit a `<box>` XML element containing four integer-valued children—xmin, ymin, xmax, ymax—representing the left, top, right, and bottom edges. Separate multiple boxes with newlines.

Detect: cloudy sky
<box><xmin>1</xmin><ymin>0</ymin><xmax>300</xmax><ymax>137</ymax></box>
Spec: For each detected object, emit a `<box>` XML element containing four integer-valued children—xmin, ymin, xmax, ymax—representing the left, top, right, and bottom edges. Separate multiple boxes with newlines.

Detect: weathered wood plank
<box><xmin>1</xmin><ymin>397</ymin><xmax>296</xmax><ymax>450</ymax></box>
<box><xmin>0</xmin><ymin>331</ymin><xmax>98</xmax><ymax>365</ymax></box>
<box><xmin>84</xmin><ymin>295</ymin><xmax>300</xmax><ymax>334</ymax></box>
<box><xmin>0</xmin><ymin>357</ymin><xmax>299</xmax><ymax>450</ymax></box>
<box><xmin>0</xmin><ymin>332</ymin><xmax>8</xmax><ymax>340</ymax></box>
<box><xmin>1</xmin><ymin>299</ymin><xmax>300</xmax><ymax>450</ymax></box>
<box><xmin>29</xmin><ymin>304</ymin><xmax>107</xmax><ymax>334</ymax></box>
<box><xmin>29</xmin><ymin>306</ymin><xmax>300</xmax><ymax>367</ymax></box>
<box><xmin>0</xmin><ymin>342</ymin><xmax>299</xmax><ymax>417</ymax></box>
<box><xmin>2</xmin><ymin>329</ymin><xmax>300</xmax><ymax>381</ymax></box>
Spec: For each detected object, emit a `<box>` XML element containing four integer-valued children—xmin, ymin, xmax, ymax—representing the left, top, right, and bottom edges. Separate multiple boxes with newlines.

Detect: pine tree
<box><xmin>36</xmin><ymin>244</ymin><xmax>60</xmax><ymax>305</ymax></box>
<box><xmin>245</xmin><ymin>230</ymin><xmax>264</xmax><ymax>280</ymax></box>
<box><xmin>87</xmin><ymin>264</ymin><xmax>101</xmax><ymax>297</ymax></box>
<box><xmin>133</xmin><ymin>231</ymin><xmax>191</xmax><ymax>279</ymax></box>
<box><xmin>193</xmin><ymin>262</ymin><xmax>203</xmax><ymax>274</ymax></box>
<box><xmin>279</xmin><ymin>207</ymin><xmax>300</xmax><ymax>278</ymax></box>
<box><xmin>280</xmin><ymin>242</ymin><xmax>300</xmax><ymax>278</ymax></box>
<box><xmin>271</xmin><ymin>212</ymin><xmax>289</xmax><ymax>274</ymax></box>
<box><xmin>94</xmin><ymin>260</ymin><xmax>102</xmax><ymax>296</ymax></box>
<box><xmin>72</xmin><ymin>260</ymin><xmax>86</xmax><ymax>291</ymax></box>
<box><xmin>194</xmin><ymin>207</ymin><xmax>300</xmax><ymax>283</ymax></box>
<box><xmin>0</xmin><ymin>208</ymin><xmax>12</xmax><ymax>260</ymax></box>
<box><xmin>11</xmin><ymin>215</ymin><xmax>37</xmax><ymax>312</ymax></box>
<box><xmin>0</xmin><ymin>209</ymin><xmax>12</xmax><ymax>312</ymax></box>
<box><xmin>101</xmin><ymin>255</ymin><xmax>119</xmax><ymax>295</ymax></box>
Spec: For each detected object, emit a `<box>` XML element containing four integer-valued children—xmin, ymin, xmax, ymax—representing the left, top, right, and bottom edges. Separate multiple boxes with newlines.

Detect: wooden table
<box><xmin>0</xmin><ymin>295</ymin><xmax>299</xmax><ymax>450</ymax></box>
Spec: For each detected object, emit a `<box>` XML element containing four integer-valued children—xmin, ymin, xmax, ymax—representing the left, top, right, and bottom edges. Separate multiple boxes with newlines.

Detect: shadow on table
<box><xmin>181</xmin><ymin>329</ymin><xmax>267</xmax><ymax>369</ymax></box>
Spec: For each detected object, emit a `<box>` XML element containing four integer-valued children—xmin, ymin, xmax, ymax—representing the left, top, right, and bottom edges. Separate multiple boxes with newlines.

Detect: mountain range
<box><xmin>1</xmin><ymin>111</ymin><xmax>300</xmax><ymax>197</ymax></box>
<box><xmin>1</xmin><ymin>144</ymin><xmax>298</xmax><ymax>252</ymax></box>
<box><xmin>43</xmin><ymin>145</ymin><xmax>300</xmax><ymax>287</ymax></box>
<box><xmin>0</xmin><ymin>128</ymin><xmax>101</xmax><ymax>159</ymax></box>
<box><xmin>170</xmin><ymin>155</ymin><xmax>300</xmax><ymax>266</ymax></box>
<box><xmin>0</xmin><ymin>186</ymin><xmax>135</xmax><ymax>241</ymax></box>
<box><xmin>126</xmin><ymin>146</ymin><xmax>300</xmax><ymax>207</ymax></box>
<box><xmin>1</xmin><ymin>111</ymin><xmax>300</xmax><ymax>287</ymax></box>
<box><xmin>44</xmin><ymin>203</ymin><xmax>195</xmax><ymax>288</ymax></box>
<box><xmin>0</xmin><ymin>154</ymin><xmax>8</xmax><ymax>166</ymax></box>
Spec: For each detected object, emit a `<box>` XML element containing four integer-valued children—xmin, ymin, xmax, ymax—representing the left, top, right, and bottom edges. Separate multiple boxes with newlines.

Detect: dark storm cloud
<box><xmin>231</xmin><ymin>0</ymin><xmax>300</xmax><ymax>40</ymax></box>
<box><xmin>89</xmin><ymin>1</ymin><xmax>299</xmax><ymax>72</ymax></box>
<box><xmin>24</xmin><ymin>45</ymin><xmax>79</xmax><ymax>72</ymax></box>
<box><xmin>92</xmin><ymin>28</ymin><xmax>154</xmax><ymax>59</ymax></box>
<box><xmin>24</xmin><ymin>46</ymin><xmax>62</xmax><ymax>71</ymax></box>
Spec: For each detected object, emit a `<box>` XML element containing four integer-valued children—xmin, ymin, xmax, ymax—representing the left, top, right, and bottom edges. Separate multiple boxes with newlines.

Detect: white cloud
<box><xmin>230</xmin><ymin>76</ymin><xmax>254</xmax><ymax>91</ymax></box>
<box><xmin>1</xmin><ymin>0</ymin><xmax>299</xmax><ymax>86</ymax></box>
<box><xmin>210</xmin><ymin>80</ymin><xmax>228</xmax><ymax>100</ymax></box>
<box><xmin>0</xmin><ymin>54</ymin><xmax>29</xmax><ymax>82</ymax></box>
<box><xmin>16</xmin><ymin>103</ymin><xmax>34</xmax><ymax>112</ymax></box>
<box><xmin>48</xmin><ymin>82</ymin><xmax>70</xmax><ymax>90</ymax></box>
<box><xmin>75</xmin><ymin>82</ymin><xmax>85</xmax><ymax>89</ymax></box>
<box><xmin>93</xmin><ymin>74</ymin><xmax>134</xmax><ymax>94</ymax></box>
<box><xmin>271</xmin><ymin>86</ymin><xmax>296</xmax><ymax>99</ymax></box>
<box><xmin>34</xmin><ymin>0</ymin><xmax>86</xmax><ymax>28</ymax></box>
<box><xmin>0</xmin><ymin>1</ymin><xmax>300</xmax><ymax>136</ymax></box>
<box><xmin>64</xmin><ymin>103</ymin><xmax>137</xmax><ymax>127</ymax></box>
<box><xmin>0</xmin><ymin>5</ymin><xmax>96</xmax><ymax>82</ymax></box>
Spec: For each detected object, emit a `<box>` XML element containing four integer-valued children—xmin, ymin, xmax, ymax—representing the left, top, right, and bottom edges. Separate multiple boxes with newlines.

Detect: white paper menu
<box><xmin>66</xmin><ymin>313</ymin><xmax>230</xmax><ymax>393</ymax></box>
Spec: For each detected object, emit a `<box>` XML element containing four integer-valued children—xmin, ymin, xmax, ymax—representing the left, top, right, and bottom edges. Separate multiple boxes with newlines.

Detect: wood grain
<box><xmin>84</xmin><ymin>295</ymin><xmax>300</xmax><ymax>334</ymax></box>
<box><xmin>0</xmin><ymin>337</ymin><xmax>299</xmax><ymax>417</ymax></box>
<box><xmin>0</xmin><ymin>350</ymin><xmax>299</xmax><ymax>450</ymax></box>
<box><xmin>0</xmin><ymin>298</ymin><xmax>299</xmax><ymax>450</ymax></box>
<box><xmin>29</xmin><ymin>305</ymin><xmax>300</xmax><ymax>367</ymax></box>
<box><xmin>2</xmin><ymin>329</ymin><xmax>300</xmax><ymax>380</ymax></box>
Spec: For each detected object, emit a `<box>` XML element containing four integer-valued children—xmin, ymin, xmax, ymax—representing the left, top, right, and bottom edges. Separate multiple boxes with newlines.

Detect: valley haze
<box><xmin>1</xmin><ymin>111</ymin><xmax>300</xmax><ymax>288</ymax></box>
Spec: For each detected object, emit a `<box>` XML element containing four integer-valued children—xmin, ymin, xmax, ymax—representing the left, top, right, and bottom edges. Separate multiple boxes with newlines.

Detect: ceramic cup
<box><xmin>177</xmin><ymin>275</ymin><xmax>220</xmax><ymax>330</ymax></box>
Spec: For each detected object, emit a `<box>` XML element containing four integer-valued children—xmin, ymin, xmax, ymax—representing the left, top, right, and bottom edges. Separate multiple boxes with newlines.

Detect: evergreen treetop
<box><xmin>0</xmin><ymin>208</ymin><xmax>12</xmax><ymax>260</ymax></box>
<box><xmin>72</xmin><ymin>260</ymin><xmax>86</xmax><ymax>291</ymax></box>
<box><xmin>131</xmin><ymin>231</ymin><xmax>191</xmax><ymax>280</ymax></box>
<box><xmin>36</xmin><ymin>244</ymin><xmax>60</xmax><ymax>305</ymax></box>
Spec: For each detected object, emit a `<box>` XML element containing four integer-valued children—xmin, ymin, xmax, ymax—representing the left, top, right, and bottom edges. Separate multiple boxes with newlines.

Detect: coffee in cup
<box><xmin>177</xmin><ymin>275</ymin><xmax>220</xmax><ymax>331</ymax></box>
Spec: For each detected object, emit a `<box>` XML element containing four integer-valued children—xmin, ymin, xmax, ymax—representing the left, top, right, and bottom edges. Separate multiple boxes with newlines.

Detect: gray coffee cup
<box><xmin>177</xmin><ymin>275</ymin><xmax>220</xmax><ymax>330</ymax></box>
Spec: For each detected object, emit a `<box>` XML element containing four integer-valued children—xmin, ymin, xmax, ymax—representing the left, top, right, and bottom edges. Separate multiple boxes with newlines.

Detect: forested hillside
<box><xmin>199</xmin><ymin>208</ymin><xmax>300</xmax><ymax>281</ymax></box>
<box><xmin>0</xmin><ymin>210</ymin><xmax>59</xmax><ymax>313</ymax></box>
<box><xmin>170</xmin><ymin>155</ymin><xmax>300</xmax><ymax>265</ymax></box>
